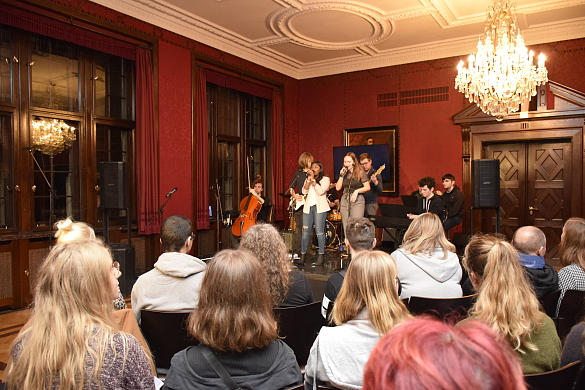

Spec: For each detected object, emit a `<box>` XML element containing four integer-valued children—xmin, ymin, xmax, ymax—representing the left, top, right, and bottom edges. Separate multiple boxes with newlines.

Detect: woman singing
<box><xmin>300</xmin><ymin>161</ymin><xmax>330</xmax><ymax>266</ymax></box>
<box><xmin>335</xmin><ymin>152</ymin><xmax>370</xmax><ymax>234</ymax></box>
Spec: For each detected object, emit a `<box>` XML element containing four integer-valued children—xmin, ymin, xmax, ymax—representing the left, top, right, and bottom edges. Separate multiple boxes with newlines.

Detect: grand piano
<box><xmin>369</xmin><ymin>199</ymin><xmax>417</xmax><ymax>250</ymax></box>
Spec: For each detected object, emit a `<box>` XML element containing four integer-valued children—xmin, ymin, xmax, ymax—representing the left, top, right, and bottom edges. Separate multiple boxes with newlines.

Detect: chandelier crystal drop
<box><xmin>31</xmin><ymin>118</ymin><xmax>76</xmax><ymax>156</ymax></box>
<box><xmin>454</xmin><ymin>0</ymin><xmax>548</xmax><ymax>121</ymax></box>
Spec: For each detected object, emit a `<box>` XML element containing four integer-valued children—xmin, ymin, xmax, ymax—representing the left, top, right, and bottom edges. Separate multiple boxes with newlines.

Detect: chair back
<box><xmin>539</xmin><ymin>289</ymin><xmax>561</xmax><ymax>318</ymax></box>
<box><xmin>273</xmin><ymin>301</ymin><xmax>322</xmax><ymax>367</ymax></box>
<box><xmin>557</xmin><ymin>290</ymin><xmax>585</xmax><ymax>340</ymax></box>
<box><xmin>524</xmin><ymin>361</ymin><xmax>581</xmax><ymax>390</ymax></box>
<box><xmin>140</xmin><ymin>309</ymin><xmax>199</xmax><ymax>372</ymax></box>
<box><xmin>407</xmin><ymin>294</ymin><xmax>476</xmax><ymax>321</ymax></box>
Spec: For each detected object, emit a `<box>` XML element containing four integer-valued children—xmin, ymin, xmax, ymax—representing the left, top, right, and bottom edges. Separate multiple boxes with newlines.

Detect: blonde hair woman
<box><xmin>305</xmin><ymin>251</ymin><xmax>411</xmax><ymax>389</ymax></box>
<box><xmin>391</xmin><ymin>212</ymin><xmax>462</xmax><ymax>299</ymax></box>
<box><xmin>240</xmin><ymin>223</ymin><xmax>314</xmax><ymax>307</ymax></box>
<box><xmin>463</xmin><ymin>234</ymin><xmax>561</xmax><ymax>373</ymax></box>
<box><xmin>54</xmin><ymin>218</ymin><xmax>126</xmax><ymax>310</ymax></box>
<box><xmin>5</xmin><ymin>241</ymin><xmax>154</xmax><ymax>390</ymax></box>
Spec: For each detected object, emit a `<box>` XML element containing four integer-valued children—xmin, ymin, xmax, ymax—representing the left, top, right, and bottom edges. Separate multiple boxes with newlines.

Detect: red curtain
<box><xmin>271</xmin><ymin>91</ymin><xmax>284</xmax><ymax>221</ymax></box>
<box><xmin>195</xmin><ymin>67</ymin><xmax>210</xmax><ymax>229</ymax></box>
<box><xmin>136</xmin><ymin>48</ymin><xmax>160</xmax><ymax>234</ymax></box>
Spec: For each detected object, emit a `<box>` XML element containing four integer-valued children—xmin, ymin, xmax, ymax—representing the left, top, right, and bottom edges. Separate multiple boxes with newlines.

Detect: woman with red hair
<box><xmin>363</xmin><ymin>317</ymin><xmax>527</xmax><ymax>390</ymax></box>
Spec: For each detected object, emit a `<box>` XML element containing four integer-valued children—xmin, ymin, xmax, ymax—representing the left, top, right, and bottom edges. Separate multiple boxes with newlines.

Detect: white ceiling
<box><xmin>91</xmin><ymin>0</ymin><xmax>585</xmax><ymax>79</ymax></box>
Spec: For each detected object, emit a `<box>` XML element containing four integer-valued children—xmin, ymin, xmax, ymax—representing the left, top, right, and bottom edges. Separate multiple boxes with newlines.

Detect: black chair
<box><xmin>539</xmin><ymin>289</ymin><xmax>561</xmax><ymax>318</ymax></box>
<box><xmin>140</xmin><ymin>309</ymin><xmax>199</xmax><ymax>374</ymax></box>
<box><xmin>407</xmin><ymin>294</ymin><xmax>476</xmax><ymax>321</ymax></box>
<box><xmin>524</xmin><ymin>361</ymin><xmax>581</xmax><ymax>390</ymax></box>
<box><xmin>557</xmin><ymin>290</ymin><xmax>585</xmax><ymax>340</ymax></box>
<box><xmin>274</xmin><ymin>301</ymin><xmax>323</xmax><ymax>367</ymax></box>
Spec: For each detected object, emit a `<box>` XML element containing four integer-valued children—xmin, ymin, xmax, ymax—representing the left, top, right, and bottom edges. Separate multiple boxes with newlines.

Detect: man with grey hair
<box><xmin>512</xmin><ymin>225</ymin><xmax>559</xmax><ymax>298</ymax></box>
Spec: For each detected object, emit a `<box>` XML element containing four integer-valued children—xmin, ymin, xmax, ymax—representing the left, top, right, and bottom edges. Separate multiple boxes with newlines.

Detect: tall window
<box><xmin>207</xmin><ymin>83</ymin><xmax>270</xmax><ymax>218</ymax></box>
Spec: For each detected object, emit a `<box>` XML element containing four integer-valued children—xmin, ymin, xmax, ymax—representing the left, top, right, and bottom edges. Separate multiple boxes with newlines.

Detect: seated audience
<box><xmin>321</xmin><ymin>217</ymin><xmax>376</xmax><ymax>317</ymax></box>
<box><xmin>54</xmin><ymin>218</ymin><xmax>127</xmax><ymax>310</ymax></box>
<box><xmin>5</xmin><ymin>240</ymin><xmax>154</xmax><ymax>389</ymax></box>
<box><xmin>162</xmin><ymin>250</ymin><xmax>302</xmax><ymax>390</ymax></box>
<box><xmin>305</xmin><ymin>251</ymin><xmax>411</xmax><ymax>389</ymax></box>
<box><xmin>511</xmin><ymin>226</ymin><xmax>559</xmax><ymax>298</ymax></box>
<box><xmin>391</xmin><ymin>213</ymin><xmax>462</xmax><ymax>299</ymax></box>
<box><xmin>463</xmin><ymin>234</ymin><xmax>561</xmax><ymax>373</ymax></box>
<box><xmin>132</xmin><ymin>215</ymin><xmax>206</xmax><ymax>322</ymax></box>
<box><xmin>362</xmin><ymin>317</ymin><xmax>527</xmax><ymax>390</ymax></box>
<box><xmin>561</xmin><ymin>320</ymin><xmax>585</xmax><ymax>366</ymax></box>
<box><xmin>239</xmin><ymin>223</ymin><xmax>313</xmax><ymax>307</ymax></box>
<box><xmin>557</xmin><ymin>217</ymin><xmax>585</xmax><ymax>305</ymax></box>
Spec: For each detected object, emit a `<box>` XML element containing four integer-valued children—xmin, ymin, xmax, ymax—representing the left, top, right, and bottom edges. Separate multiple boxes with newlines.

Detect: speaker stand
<box><xmin>470</xmin><ymin>206</ymin><xmax>500</xmax><ymax>236</ymax></box>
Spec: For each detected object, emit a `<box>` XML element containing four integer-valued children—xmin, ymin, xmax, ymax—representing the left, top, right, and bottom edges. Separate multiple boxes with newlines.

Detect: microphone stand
<box><xmin>28</xmin><ymin>149</ymin><xmax>57</xmax><ymax>246</ymax></box>
<box><xmin>286</xmin><ymin>170</ymin><xmax>303</xmax><ymax>257</ymax></box>
<box><xmin>146</xmin><ymin>191</ymin><xmax>175</xmax><ymax>227</ymax></box>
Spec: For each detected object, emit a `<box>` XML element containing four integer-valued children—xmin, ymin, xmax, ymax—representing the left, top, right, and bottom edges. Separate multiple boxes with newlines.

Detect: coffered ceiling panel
<box><xmin>91</xmin><ymin>0</ymin><xmax>585</xmax><ymax>79</ymax></box>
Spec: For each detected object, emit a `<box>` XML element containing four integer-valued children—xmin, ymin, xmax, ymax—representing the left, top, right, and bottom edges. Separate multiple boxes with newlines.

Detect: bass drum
<box><xmin>313</xmin><ymin>220</ymin><xmax>336</xmax><ymax>248</ymax></box>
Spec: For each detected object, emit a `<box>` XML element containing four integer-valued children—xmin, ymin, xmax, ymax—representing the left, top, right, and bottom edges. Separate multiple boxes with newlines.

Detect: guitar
<box><xmin>374</xmin><ymin>164</ymin><xmax>386</xmax><ymax>176</ymax></box>
<box><xmin>289</xmin><ymin>188</ymin><xmax>305</xmax><ymax>210</ymax></box>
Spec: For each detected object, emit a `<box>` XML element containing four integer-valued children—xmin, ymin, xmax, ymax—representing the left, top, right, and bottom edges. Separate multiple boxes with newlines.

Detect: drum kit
<box><xmin>312</xmin><ymin>210</ymin><xmax>342</xmax><ymax>249</ymax></box>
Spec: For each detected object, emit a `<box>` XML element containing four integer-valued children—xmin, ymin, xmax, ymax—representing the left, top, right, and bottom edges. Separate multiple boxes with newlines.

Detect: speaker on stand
<box><xmin>99</xmin><ymin>161</ymin><xmax>135</xmax><ymax>296</ymax></box>
<box><xmin>470</xmin><ymin>159</ymin><xmax>501</xmax><ymax>235</ymax></box>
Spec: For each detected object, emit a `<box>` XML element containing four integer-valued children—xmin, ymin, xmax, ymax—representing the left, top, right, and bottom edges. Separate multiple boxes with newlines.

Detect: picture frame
<box><xmin>340</xmin><ymin>126</ymin><xmax>398</xmax><ymax>196</ymax></box>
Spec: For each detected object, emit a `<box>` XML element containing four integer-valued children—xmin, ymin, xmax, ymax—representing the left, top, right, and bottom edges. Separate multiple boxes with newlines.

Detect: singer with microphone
<box><xmin>335</xmin><ymin>152</ymin><xmax>370</xmax><ymax>234</ymax></box>
<box><xmin>299</xmin><ymin>161</ymin><xmax>330</xmax><ymax>266</ymax></box>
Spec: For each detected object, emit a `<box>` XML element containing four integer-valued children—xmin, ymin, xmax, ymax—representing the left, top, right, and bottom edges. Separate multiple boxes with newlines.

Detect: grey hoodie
<box><xmin>391</xmin><ymin>247</ymin><xmax>462</xmax><ymax>299</ymax></box>
<box><xmin>131</xmin><ymin>252</ymin><xmax>206</xmax><ymax>322</ymax></box>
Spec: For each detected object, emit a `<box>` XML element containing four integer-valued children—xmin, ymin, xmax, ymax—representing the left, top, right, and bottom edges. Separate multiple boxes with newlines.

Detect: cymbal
<box><xmin>279</xmin><ymin>192</ymin><xmax>292</xmax><ymax>198</ymax></box>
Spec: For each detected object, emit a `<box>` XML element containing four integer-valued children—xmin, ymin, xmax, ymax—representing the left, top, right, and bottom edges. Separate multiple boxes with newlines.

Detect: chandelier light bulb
<box><xmin>454</xmin><ymin>0</ymin><xmax>548</xmax><ymax>120</ymax></box>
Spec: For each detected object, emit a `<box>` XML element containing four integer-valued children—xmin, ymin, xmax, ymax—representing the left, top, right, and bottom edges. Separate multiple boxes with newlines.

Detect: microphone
<box><xmin>22</xmin><ymin>146</ymin><xmax>35</xmax><ymax>151</ymax></box>
<box><xmin>166</xmin><ymin>187</ymin><xmax>178</xmax><ymax>197</ymax></box>
<box><xmin>340</xmin><ymin>167</ymin><xmax>348</xmax><ymax>177</ymax></box>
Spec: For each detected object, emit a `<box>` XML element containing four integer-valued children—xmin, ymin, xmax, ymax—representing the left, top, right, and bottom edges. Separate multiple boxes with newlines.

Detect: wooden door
<box><xmin>483</xmin><ymin>139</ymin><xmax>572</xmax><ymax>266</ymax></box>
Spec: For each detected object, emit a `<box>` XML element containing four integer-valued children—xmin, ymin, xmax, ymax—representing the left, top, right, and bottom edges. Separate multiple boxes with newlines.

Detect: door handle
<box><xmin>529</xmin><ymin>206</ymin><xmax>538</xmax><ymax>215</ymax></box>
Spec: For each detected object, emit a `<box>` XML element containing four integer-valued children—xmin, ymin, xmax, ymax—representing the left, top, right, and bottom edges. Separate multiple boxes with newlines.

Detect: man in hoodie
<box><xmin>131</xmin><ymin>215</ymin><xmax>206</xmax><ymax>322</ymax></box>
<box><xmin>512</xmin><ymin>226</ymin><xmax>559</xmax><ymax>298</ymax></box>
<box><xmin>436</xmin><ymin>173</ymin><xmax>464</xmax><ymax>235</ymax></box>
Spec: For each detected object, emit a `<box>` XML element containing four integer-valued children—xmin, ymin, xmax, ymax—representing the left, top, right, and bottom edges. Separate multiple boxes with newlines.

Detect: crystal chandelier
<box><xmin>454</xmin><ymin>0</ymin><xmax>548</xmax><ymax>121</ymax></box>
<box><xmin>31</xmin><ymin>118</ymin><xmax>76</xmax><ymax>156</ymax></box>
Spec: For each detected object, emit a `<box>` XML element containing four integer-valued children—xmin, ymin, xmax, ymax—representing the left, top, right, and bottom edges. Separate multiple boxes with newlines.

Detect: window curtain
<box><xmin>195</xmin><ymin>67</ymin><xmax>210</xmax><ymax>229</ymax></box>
<box><xmin>136</xmin><ymin>48</ymin><xmax>159</xmax><ymax>234</ymax></box>
<box><xmin>271</xmin><ymin>90</ymin><xmax>284</xmax><ymax>221</ymax></box>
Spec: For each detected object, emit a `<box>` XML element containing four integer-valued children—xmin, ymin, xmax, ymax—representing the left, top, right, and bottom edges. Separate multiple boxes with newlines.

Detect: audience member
<box><xmin>321</xmin><ymin>217</ymin><xmax>376</xmax><ymax>317</ymax></box>
<box><xmin>561</xmin><ymin>320</ymin><xmax>585</xmax><ymax>366</ymax></box>
<box><xmin>240</xmin><ymin>223</ymin><xmax>314</xmax><ymax>307</ymax></box>
<box><xmin>407</xmin><ymin>177</ymin><xmax>444</xmax><ymax>220</ymax></box>
<box><xmin>131</xmin><ymin>215</ymin><xmax>206</xmax><ymax>322</ymax></box>
<box><xmin>5</xmin><ymin>240</ymin><xmax>154</xmax><ymax>389</ymax></box>
<box><xmin>162</xmin><ymin>250</ymin><xmax>302</xmax><ymax>390</ymax></box>
<box><xmin>55</xmin><ymin>218</ymin><xmax>126</xmax><ymax>310</ymax></box>
<box><xmin>362</xmin><ymin>317</ymin><xmax>527</xmax><ymax>390</ymax></box>
<box><xmin>463</xmin><ymin>233</ymin><xmax>561</xmax><ymax>373</ymax></box>
<box><xmin>557</xmin><ymin>217</ymin><xmax>585</xmax><ymax>304</ymax></box>
<box><xmin>391</xmin><ymin>213</ymin><xmax>462</xmax><ymax>299</ymax></box>
<box><xmin>305</xmin><ymin>251</ymin><xmax>411</xmax><ymax>390</ymax></box>
<box><xmin>511</xmin><ymin>226</ymin><xmax>559</xmax><ymax>298</ymax></box>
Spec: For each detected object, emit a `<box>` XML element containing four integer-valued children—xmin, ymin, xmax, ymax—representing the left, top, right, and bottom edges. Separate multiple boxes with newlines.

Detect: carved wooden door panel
<box><xmin>483</xmin><ymin>140</ymin><xmax>571</xmax><ymax>265</ymax></box>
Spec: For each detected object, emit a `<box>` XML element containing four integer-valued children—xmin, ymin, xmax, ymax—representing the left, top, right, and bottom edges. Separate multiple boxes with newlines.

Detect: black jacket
<box><xmin>442</xmin><ymin>186</ymin><xmax>464</xmax><ymax>219</ymax></box>
<box><xmin>525</xmin><ymin>264</ymin><xmax>559</xmax><ymax>298</ymax></box>
<box><xmin>414</xmin><ymin>194</ymin><xmax>445</xmax><ymax>220</ymax></box>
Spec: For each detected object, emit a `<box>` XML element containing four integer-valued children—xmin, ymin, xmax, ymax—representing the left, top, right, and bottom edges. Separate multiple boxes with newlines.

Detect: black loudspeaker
<box><xmin>99</xmin><ymin>161</ymin><xmax>129</xmax><ymax>209</ymax></box>
<box><xmin>472</xmin><ymin>159</ymin><xmax>500</xmax><ymax>208</ymax></box>
<box><xmin>110</xmin><ymin>243</ymin><xmax>136</xmax><ymax>296</ymax></box>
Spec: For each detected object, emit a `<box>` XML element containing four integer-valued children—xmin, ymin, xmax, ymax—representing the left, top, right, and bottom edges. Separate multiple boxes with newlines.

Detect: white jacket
<box><xmin>131</xmin><ymin>252</ymin><xmax>206</xmax><ymax>322</ymax></box>
<box><xmin>391</xmin><ymin>247</ymin><xmax>462</xmax><ymax>299</ymax></box>
<box><xmin>302</xmin><ymin>176</ymin><xmax>331</xmax><ymax>215</ymax></box>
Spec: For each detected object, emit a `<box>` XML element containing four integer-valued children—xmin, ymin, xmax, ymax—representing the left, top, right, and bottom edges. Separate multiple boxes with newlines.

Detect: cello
<box><xmin>232</xmin><ymin>158</ymin><xmax>262</xmax><ymax>238</ymax></box>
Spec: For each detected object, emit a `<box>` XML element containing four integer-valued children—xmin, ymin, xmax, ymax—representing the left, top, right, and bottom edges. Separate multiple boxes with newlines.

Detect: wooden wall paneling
<box><xmin>0</xmin><ymin>241</ymin><xmax>15</xmax><ymax>308</ymax></box>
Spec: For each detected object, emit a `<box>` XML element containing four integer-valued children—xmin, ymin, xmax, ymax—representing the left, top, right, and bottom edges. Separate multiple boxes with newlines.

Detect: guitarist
<box><xmin>359</xmin><ymin>153</ymin><xmax>384</xmax><ymax>218</ymax></box>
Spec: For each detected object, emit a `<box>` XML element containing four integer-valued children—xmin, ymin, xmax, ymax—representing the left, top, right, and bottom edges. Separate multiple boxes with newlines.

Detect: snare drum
<box><xmin>328</xmin><ymin>211</ymin><xmax>342</xmax><ymax>222</ymax></box>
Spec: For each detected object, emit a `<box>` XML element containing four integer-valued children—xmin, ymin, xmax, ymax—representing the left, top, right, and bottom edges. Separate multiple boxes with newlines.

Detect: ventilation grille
<box><xmin>377</xmin><ymin>86</ymin><xmax>449</xmax><ymax>107</ymax></box>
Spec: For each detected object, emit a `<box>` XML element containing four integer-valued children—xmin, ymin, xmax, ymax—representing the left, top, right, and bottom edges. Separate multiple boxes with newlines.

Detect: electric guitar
<box><xmin>374</xmin><ymin>164</ymin><xmax>386</xmax><ymax>176</ymax></box>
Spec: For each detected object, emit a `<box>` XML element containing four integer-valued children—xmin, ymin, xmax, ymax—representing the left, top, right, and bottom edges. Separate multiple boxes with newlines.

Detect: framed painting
<box><xmin>333</xmin><ymin>126</ymin><xmax>398</xmax><ymax>196</ymax></box>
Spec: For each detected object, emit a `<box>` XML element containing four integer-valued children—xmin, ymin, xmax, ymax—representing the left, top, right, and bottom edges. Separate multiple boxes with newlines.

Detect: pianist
<box><xmin>407</xmin><ymin>177</ymin><xmax>445</xmax><ymax>221</ymax></box>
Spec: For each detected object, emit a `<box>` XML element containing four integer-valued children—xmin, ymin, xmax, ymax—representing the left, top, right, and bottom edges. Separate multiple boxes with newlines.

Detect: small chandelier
<box><xmin>31</xmin><ymin>118</ymin><xmax>76</xmax><ymax>156</ymax></box>
<box><xmin>455</xmin><ymin>0</ymin><xmax>548</xmax><ymax>121</ymax></box>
